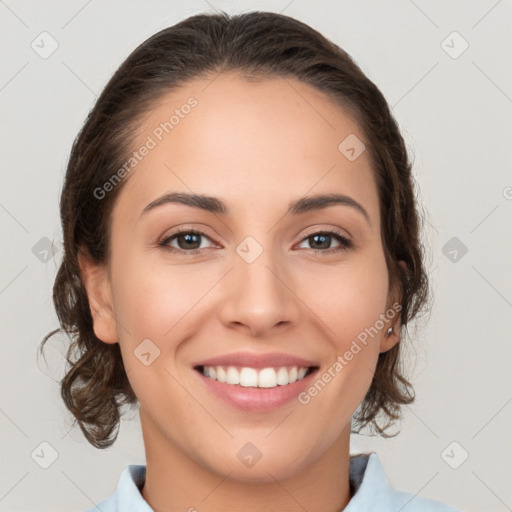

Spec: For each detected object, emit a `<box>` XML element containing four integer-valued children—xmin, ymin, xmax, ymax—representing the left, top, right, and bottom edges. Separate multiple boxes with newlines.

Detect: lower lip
<box><xmin>195</xmin><ymin>368</ymin><xmax>318</xmax><ymax>412</ymax></box>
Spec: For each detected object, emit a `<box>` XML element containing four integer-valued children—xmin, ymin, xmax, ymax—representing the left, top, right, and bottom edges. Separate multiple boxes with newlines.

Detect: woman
<box><xmin>41</xmin><ymin>10</ymin><xmax>459</xmax><ymax>511</ymax></box>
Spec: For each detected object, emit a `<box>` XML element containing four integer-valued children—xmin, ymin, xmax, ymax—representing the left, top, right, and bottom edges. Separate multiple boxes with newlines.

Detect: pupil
<box><xmin>179</xmin><ymin>233</ymin><xmax>200</xmax><ymax>250</ymax></box>
<box><xmin>311</xmin><ymin>234</ymin><xmax>329</xmax><ymax>249</ymax></box>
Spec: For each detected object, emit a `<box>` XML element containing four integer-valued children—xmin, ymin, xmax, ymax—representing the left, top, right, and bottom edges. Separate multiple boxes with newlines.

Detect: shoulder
<box><xmin>346</xmin><ymin>452</ymin><xmax>461</xmax><ymax>512</ymax></box>
<box><xmin>381</xmin><ymin>486</ymin><xmax>461</xmax><ymax>511</ymax></box>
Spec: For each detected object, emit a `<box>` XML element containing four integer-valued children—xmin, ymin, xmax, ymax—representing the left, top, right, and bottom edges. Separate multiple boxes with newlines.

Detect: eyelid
<box><xmin>159</xmin><ymin>225</ymin><xmax>217</xmax><ymax>242</ymax></box>
<box><xmin>299</xmin><ymin>225</ymin><xmax>351</xmax><ymax>242</ymax></box>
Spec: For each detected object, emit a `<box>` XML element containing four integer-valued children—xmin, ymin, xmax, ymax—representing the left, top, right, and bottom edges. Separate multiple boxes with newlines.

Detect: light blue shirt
<box><xmin>84</xmin><ymin>452</ymin><xmax>460</xmax><ymax>511</ymax></box>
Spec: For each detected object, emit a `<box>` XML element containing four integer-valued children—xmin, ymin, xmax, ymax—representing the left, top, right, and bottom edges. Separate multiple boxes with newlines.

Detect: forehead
<box><xmin>114</xmin><ymin>72</ymin><xmax>379</xmax><ymax>226</ymax></box>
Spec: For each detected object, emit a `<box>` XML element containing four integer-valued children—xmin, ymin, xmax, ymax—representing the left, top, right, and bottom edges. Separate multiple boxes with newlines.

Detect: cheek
<box><xmin>111</xmin><ymin>268</ymin><xmax>191</xmax><ymax>416</ymax></box>
<box><xmin>112</xmin><ymin>252</ymin><xmax>206</xmax><ymax>339</ymax></box>
<box><xmin>313</xmin><ymin>254</ymin><xmax>390</xmax><ymax>347</ymax></box>
<box><xmin>109</xmin><ymin>253</ymin><xmax>221</xmax><ymax>394</ymax></box>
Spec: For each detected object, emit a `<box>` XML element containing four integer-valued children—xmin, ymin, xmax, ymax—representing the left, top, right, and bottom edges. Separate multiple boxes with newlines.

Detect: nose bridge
<box><xmin>236</xmin><ymin>236</ymin><xmax>287</xmax><ymax>305</ymax></box>
<box><xmin>218</xmin><ymin>235</ymin><xmax>298</xmax><ymax>335</ymax></box>
<box><xmin>238</xmin><ymin>248</ymin><xmax>283</xmax><ymax>300</ymax></box>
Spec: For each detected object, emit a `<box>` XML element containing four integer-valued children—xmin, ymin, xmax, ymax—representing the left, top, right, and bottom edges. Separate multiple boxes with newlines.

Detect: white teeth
<box><xmin>216</xmin><ymin>366</ymin><xmax>226</xmax><ymax>383</ymax></box>
<box><xmin>276</xmin><ymin>367</ymin><xmax>289</xmax><ymax>385</ymax></box>
<box><xmin>226</xmin><ymin>366</ymin><xmax>240</xmax><ymax>385</ymax></box>
<box><xmin>258</xmin><ymin>368</ymin><xmax>277</xmax><ymax>388</ymax></box>
<box><xmin>201</xmin><ymin>365</ymin><xmax>311</xmax><ymax>388</ymax></box>
<box><xmin>240</xmin><ymin>367</ymin><xmax>258</xmax><ymax>387</ymax></box>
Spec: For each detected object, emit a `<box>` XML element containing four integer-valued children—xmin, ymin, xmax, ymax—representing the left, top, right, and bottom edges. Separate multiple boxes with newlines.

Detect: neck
<box><xmin>139</xmin><ymin>409</ymin><xmax>353</xmax><ymax>512</ymax></box>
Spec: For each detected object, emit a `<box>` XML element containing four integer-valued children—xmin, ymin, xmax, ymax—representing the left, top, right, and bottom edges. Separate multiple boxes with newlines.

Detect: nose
<box><xmin>217</xmin><ymin>249</ymin><xmax>300</xmax><ymax>338</ymax></box>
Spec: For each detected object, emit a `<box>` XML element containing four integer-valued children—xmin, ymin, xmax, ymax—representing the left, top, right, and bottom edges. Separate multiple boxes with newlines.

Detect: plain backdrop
<box><xmin>1</xmin><ymin>1</ymin><xmax>511</xmax><ymax>511</ymax></box>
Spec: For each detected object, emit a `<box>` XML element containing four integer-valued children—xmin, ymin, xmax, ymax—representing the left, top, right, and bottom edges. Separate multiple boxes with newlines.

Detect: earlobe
<box><xmin>380</xmin><ymin>259</ymin><xmax>407</xmax><ymax>353</ymax></box>
<box><xmin>77</xmin><ymin>248</ymin><xmax>118</xmax><ymax>344</ymax></box>
<box><xmin>379</xmin><ymin>323</ymin><xmax>401</xmax><ymax>353</ymax></box>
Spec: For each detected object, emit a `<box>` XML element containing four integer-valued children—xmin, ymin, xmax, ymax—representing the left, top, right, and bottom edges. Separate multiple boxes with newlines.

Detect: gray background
<box><xmin>1</xmin><ymin>1</ymin><xmax>511</xmax><ymax>511</ymax></box>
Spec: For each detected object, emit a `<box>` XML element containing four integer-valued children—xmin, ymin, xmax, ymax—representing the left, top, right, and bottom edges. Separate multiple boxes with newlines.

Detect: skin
<box><xmin>79</xmin><ymin>72</ymin><xmax>402</xmax><ymax>512</ymax></box>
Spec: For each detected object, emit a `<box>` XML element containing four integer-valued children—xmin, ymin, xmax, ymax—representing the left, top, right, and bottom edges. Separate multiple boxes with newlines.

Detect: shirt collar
<box><xmin>345</xmin><ymin>452</ymin><xmax>394</xmax><ymax>510</ymax></box>
<box><xmin>115</xmin><ymin>464</ymin><xmax>152</xmax><ymax>511</ymax></box>
<box><xmin>110</xmin><ymin>452</ymin><xmax>447</xmax><ymax>511</ymax></box>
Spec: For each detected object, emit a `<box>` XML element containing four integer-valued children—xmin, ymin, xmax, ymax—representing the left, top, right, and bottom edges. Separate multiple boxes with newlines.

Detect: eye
<box><xmin>158</xmin><ymin>228</ymin><xmax>352</xmax><ymax>256</ymax></box>
<box><xmin>297</xmin><ymin>230</ymin><xmax>352</xmax><ymax>255</ymax></box>
<box><xmin>158</xmin><ymin>229</ymin><xmax>216</xmax><ymax>255</ymax></box>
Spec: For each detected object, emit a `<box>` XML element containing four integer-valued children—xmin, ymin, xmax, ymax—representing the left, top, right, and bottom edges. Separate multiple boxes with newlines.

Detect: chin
<box><xmin>200</xmin><ymin>446</ymin><xmax>316</xmax><ymax>484</ymax></box>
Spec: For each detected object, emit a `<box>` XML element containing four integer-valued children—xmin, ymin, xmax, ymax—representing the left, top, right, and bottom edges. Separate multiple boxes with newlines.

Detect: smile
<box><xmin>192</xmin><ymin>352</ymin><xmax>320</xmax><ymax>411</ymax></box>
<box><xmin>198</xmin><ymin>365</ymin><xmax>314</xmax><ymax>388</ymax></box>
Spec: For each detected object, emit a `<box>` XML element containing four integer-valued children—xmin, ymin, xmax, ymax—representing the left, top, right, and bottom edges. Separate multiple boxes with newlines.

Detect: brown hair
<box><xmin>40</xmin><ymin>11</ymin><xmax>429</xmax><ymax>449</ymax></box>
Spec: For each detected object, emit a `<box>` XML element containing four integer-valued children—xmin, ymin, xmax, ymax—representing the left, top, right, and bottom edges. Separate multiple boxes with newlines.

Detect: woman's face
<box><xmin>82</xmin><ymin>72</ymin><xmax>400</xmax><ymax>481</ymax></box>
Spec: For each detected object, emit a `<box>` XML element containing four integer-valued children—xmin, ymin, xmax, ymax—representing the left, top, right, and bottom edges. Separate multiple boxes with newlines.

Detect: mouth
<box><xmin>194</xmin><ymin>364</ymin><xmax>318</xmax><ymax>388</ymax></box>
<box><xmin>193</xmin><ymin>363</ymin><xmax>320</xmax><ymax>411</ymax></box>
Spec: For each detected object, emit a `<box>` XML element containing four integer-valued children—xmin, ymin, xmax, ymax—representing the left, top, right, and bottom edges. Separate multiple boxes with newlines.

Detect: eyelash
<box><xmin>158</xmin><ymin>228</ymin><xmax>353</xmax><ymax>256</ymax></box>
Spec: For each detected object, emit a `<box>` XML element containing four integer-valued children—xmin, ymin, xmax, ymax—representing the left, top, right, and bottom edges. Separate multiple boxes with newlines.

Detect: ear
<box><xmin>379</xmin><ymin>260</ymin><xmax>407</xmax><ymax>354</ymax></box>
<box><xmin>78</xmin><ymin>247</ymin><xmax>118</xmax><ymax>344</ymax></box>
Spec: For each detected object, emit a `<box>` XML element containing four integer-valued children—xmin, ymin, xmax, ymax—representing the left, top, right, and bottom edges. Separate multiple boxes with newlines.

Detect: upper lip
<box><xmin>193</xmin><ymin>352</ymin><xmax>319</xmax><ymax>370</ymax></box>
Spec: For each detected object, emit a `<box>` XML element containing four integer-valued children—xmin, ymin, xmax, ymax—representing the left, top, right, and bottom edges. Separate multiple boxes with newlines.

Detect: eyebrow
<box><xmin>140</xmin><ymin>192</ymin><xmax>371</xmax><ymax>225</ymax></box>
